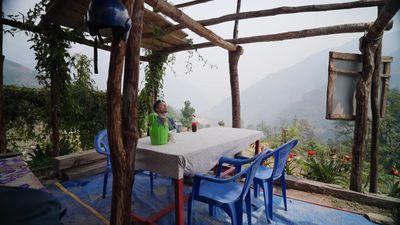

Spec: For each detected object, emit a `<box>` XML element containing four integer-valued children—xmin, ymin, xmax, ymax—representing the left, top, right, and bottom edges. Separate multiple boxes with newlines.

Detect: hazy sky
<box><xmin>3</xmin><ymin>0</ymin><xmax>400</xmax><ymax>112</ymax></box>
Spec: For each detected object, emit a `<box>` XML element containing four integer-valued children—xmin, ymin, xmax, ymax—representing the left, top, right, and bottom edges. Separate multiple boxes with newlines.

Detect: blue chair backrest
<box><xmin>241</xmin><ymin>149</ymin><xmax>270</xmax><ymax>199</ymax></box>
<box><xmin>94</xmin><ymin>129</ymin><xmax>111</xmax><ymax>167</ymax></box>
<box><xmin>271</xmin><ymin>139</ymin><xmax>298</xmax><ymax>180</ymax></box>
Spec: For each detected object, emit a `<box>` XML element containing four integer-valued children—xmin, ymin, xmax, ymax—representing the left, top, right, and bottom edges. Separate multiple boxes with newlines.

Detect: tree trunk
<box><xmin>228</xmin><ymin>45</ymin><xmax>243</xmax><ymax>128</ymax></box>
<box><xmin>50</xmin><ymin>42</ymin><xmax>61</xmax><ymax>157</ymax></box>
<box><xmin>369</xmin><ymin>40</ymin><xmax>382</xmax><ymax>193</ymax></box>
<box><xmin>0</xmin><ymin>0</ymin><xmax>6</xmax><ymax>154</ymax></box>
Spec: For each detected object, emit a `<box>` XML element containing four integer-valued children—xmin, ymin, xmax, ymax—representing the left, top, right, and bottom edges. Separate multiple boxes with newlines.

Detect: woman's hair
<box><xmin>153</xmin><ymin>100</ymin><xmax>165</xmax><ymax>112</ymax></box>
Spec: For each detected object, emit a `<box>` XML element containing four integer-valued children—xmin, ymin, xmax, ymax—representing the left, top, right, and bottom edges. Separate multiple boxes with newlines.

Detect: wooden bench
<box><xmin>54</xmin><ymin>150</ymin><xmax>106</xmax><ymax>180</ymax></box>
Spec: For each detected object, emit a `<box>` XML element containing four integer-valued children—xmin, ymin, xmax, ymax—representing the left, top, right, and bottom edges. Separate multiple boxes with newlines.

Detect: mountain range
<box><xmin>3</xmin><ymin>59</ymin><xmax>39</xmax><ymax>88</ymax></box>
<box><xmin>203</xmin><ymin>31</ymin><xmax>399</xmax><ymax>140</ymax></box>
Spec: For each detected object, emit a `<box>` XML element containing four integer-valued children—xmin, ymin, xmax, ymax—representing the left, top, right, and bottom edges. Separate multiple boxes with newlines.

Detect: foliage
<box><xmin>301</xmin><ymin>151</ymin><xmax>351</xmax><ymax>185</ymax></box>
<box><xmin>4</xmin><ymin>84</ymin><xmax>106</xmax><ymax>152</ymax></box>
<box><xmin>28</xmin><ymin>144</ymin><xmax>53</xmax><ymax>169</ymax></box>
<box><xmin>379</xmin><ymin>89</ymin><xmax>400</xmax><ymax>172</ymax></box>
<box><xmin>137</xmin><ymin>51</ymin><xmax>174</xmax><ymax>136</ymax></box>
<box><xmin>62</xmin><ymin>54</ymin><xmax>106</xmax><ymax>150</ymax></box>
<box><xmin>180</xmin><ymin>101</ymin><xmax>195</xmax><ymax>129</ymax></box>
<box><xmin>218</xmin><ymin>120</ymin><xmax>225</xmax><ymax>127</ymax></box>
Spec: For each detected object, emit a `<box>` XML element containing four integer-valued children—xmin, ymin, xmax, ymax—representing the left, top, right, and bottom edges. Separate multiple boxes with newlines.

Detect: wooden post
<box><xmin>228</xmin><ymin>45</ymin><xmax>243</xmax><ymax>128</ymax></box>
<box><xmin>350</xmin><ymin>0</ymin><xmax>400</xmax><ymax>192</ymax></box>
<box><xmin>107</xmin><ymin>36</ymin><xmax>128</xmax><ymax>225</ymax></box>
<box><xmin>107</xmin><ymin>0</ymin><xmax>145</xmax><ymax>225</ymax></box>
<box><xmin>232</xmin><ymin>0</ymin><xmax>241</xmax><ymax>39</ymax></box>
<box><xmin>0</xmin><ymin>0</ymin><xmax>5</xmax><ymax>154</ymax></box>
<box><xmin>369</xmin><ymin>40</ymin><xmax>381</xmax><ymax>193</ymax></box>
<box><xmin>49</xmin><ymin>25</ymin><xmax>61</xmax><ymax>157</ymax></box>
<box><xmin>369</xmin><ymin>5</ymin><xmax>383</xmax><ymax>193</ymax></box>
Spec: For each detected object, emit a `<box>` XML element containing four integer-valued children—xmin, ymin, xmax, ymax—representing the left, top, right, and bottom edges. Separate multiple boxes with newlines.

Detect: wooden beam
<box><xmin>0</xmin><ymin>18</ymin><xmax>153</xmax><ymax>62</ymax></box>
<box><xmin>164</xmin><ymin>22</ymin><xmax>392</xmax><ymax>53</ymax></box>
<box><xmin>174</xmin><ymin>0</ymin><xmax>214</xmax><ymax>8</ymax></box>
<box><xmin>145</xmin><ymin>0</ymin><xmax>237</xmax><ymax>51</ymax></box>
<box><xmin>164</xmin><ymin>0</ymin><xmax>384</xmax><ymax>35</ymax></box>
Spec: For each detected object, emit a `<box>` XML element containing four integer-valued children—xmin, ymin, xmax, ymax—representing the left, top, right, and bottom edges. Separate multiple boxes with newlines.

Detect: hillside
<box><xmin>204</xmin><ymin>31</ymin><xmax>399</xmax><ymax>139</ymax></box>
<box><xmin>4</xmin><ymin>59</ymin><xmax>39</xmax><ymax>88</ymax></box>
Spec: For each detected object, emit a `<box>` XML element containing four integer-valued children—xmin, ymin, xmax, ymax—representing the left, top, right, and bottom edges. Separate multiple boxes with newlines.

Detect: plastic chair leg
<box><xmin>245</xmin><ymin>192</ymin><xmax>252</xmax><ymax>225</ymax></box>
<box><xmin>260</xmin><ymin>182</ymin><xmax>270</xmax><ymax>223</ymax></box>
<box><xmin>102</xmin><ymin>171</ymin><xmax>109</xmax><ymax>198</ymax></box>
<box><xmin>254</xmin><ymin>180</ymin><xmax>260</xmax><ymax>198</ymax></box>
<box><xmin>208</xmin><ymin>205</ymin><xmax>216</xmax><ymax>217</ymax></box>
<box><xmin>281</xmin><ymin>174</ymin><xmax>287</xmax><ymax>211</ymax></box>
<box><xmin>222</xmin><ymin>203</ymin><xmax>238</xmax><ymax>225</ymax></box>
<box><xmin>267</xmin><ymin>180</ymin><xmax>273</xmax><ymax>221</ymax></box>
<box><xmin>150</xmin><ymin>172</ymin><xmax>154</xmax><ymax>194</ymax></box>
<box><xmin>187</xmin><ymin>193</ymin><xmax>194</xmax><ymax>225</ymax></box>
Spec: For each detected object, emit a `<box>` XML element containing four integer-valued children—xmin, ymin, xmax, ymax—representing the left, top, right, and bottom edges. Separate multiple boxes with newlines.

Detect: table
<box><xmin>135</xmin><ymin>127</ymin><xmax>263</xmax><ymax>225</ymax></box>
<box><xmin>0</xmin><ymin>156</ymin><xmax>44</xmax><ymax>190</ymax></box>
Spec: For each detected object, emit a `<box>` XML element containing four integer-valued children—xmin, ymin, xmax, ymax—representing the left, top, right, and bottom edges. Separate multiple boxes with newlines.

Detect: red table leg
<box><xmin>174</xmin><ymin>178</ymin><xmax>184</xmax><ymax>225</ymax></box>
<box><xmin>255</xmin><ymin>140</ymin><xmax>260</xmax><ymax>155</ymax></box>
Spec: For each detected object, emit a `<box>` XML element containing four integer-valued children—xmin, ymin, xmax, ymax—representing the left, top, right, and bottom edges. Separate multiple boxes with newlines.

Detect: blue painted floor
<box><xmin>46</xmin><ymin>173</ymin><xmax>376</xmax><ymax>225</ymax></box>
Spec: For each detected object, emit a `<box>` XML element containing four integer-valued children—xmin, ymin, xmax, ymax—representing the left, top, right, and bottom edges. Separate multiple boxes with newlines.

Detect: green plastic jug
<box><xmin>148</xmin><ymin>113</ymin><xmax>169</xmax><ymax>145</ymax></box>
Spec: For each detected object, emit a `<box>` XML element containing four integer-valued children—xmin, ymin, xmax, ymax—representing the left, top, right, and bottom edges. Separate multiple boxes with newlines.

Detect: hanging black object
<box><xmin>86</xmin><ymin>0</ymin><xmax>132</xmax><ymax>74</ymax></box>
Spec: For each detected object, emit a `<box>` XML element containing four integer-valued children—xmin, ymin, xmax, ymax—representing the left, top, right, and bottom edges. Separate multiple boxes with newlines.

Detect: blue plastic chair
<box><xmin>229</xmin><ymin>140</ymin><xmax>298</xmax><ymax>222</ymax></box>
<box><xmin>94</xmin><ymin>129</ymin><xmax>154</xmax><ymax>198</ymax></box>
<box><xmin>188</xmin><ymin>149</ymin><xmax>271</xmax><ymax>225</ymax></box>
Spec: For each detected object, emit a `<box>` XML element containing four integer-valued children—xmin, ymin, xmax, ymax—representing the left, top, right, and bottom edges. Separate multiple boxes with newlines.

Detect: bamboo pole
<box><xmin>164</xmin><ymin>22</ymin><xmax>392</xmax><ymax>53</ymax></box>
<box><xmin>164</xmin><ymin>0</ymin><xmax>384</xmax><ymax>35</ymax></box>
<box><xmin>350</xmin><ymin>0</ymin><xmax>399</xmax><ymax>192</ymax></box>
<box><xmin>145</xmin><ymin>0</ymin><xmax>237</xmax><ymax>51</ymax></box>
<box><xmin>0</xmin><ymin>0</ymin><xmax>5</xmax><ymax>154</ymax></box>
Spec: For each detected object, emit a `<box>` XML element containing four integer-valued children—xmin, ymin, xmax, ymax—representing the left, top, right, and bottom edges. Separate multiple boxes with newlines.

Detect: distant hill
<box><xmin>204</xmin><ymin>31</ymin><xmax>399</xmax><ymax>139</ymax></box>
<box><xmin>3</xmin><ymin>59</ymin><xmax>39</xmax><ymax>88</ymax></box>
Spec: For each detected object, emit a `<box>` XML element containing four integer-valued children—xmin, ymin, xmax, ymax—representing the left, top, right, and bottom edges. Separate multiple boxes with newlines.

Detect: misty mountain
<box><xmin>4</xmin><ymin>59</ymin><xmax>39</xmax><ymax>88</ymax></box>
<box><xmin>204</xmin><ymin>31</ymin><xmax>399</xmax><ymax>139</ymax></box>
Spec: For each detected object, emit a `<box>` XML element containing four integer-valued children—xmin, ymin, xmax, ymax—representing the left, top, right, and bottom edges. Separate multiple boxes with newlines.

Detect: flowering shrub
<box><xmin>285</xmin><ymin>152</ymin><xmax>298</xmax><ymax>175</ymax></box>
<box><xmin>301</xmin><ymin>152</ymin><xmax>351</xmax><ymax>185</ymax></box>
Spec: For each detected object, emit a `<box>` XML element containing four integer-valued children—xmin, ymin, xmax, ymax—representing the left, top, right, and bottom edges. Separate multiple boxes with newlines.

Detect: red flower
<box><xmin>391</xmin><ymin>166</ymin><xmax>399</xmax><ymax>176</ymax></box>
<box><xmin>344</xmin><ymin>155</ymin><xmax>352</xmax><ymax>161</ymax></box>
<box><xmin>307</xmin><ymin>150</ymin><xmax>316</xmax><ymax>157</ymax></box>
<box><xmin>287</xmin><ymin>152</ymin><xmax>294</xmax><ymax>161</ymax></box>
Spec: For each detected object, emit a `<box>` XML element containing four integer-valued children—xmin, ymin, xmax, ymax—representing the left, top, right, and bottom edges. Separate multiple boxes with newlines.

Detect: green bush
<box><xmin>301</xmin><ymin>152</ymin><xmax>351</xmax><ymax>185</ymax></box>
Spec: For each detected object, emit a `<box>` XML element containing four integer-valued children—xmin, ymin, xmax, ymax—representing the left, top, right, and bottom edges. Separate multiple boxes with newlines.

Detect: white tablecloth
<box><xmin>135</xmin><ymin>127</ymin><xmax>263</xmax><ymax>179</ymax></box>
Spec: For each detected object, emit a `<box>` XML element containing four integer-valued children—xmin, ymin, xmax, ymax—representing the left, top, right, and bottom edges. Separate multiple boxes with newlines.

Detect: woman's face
<box><xmin>157</xmin><ymin>102</ymin><xmax>167</xmax><ymax>114</ymax></box>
